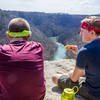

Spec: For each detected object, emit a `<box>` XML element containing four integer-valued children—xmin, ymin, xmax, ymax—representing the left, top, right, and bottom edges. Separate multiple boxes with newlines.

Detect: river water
<box><xmin>53</xmin><ymin>42</ymin><xmax>67</xmax><ymax>60</ymax></box>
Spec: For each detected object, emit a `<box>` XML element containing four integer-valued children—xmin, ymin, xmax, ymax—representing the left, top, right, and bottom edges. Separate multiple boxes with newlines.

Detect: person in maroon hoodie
<box><xmin>0</xmin><ymin>18</ymin><xmax>46</xmax><ymax>100</ymax></box>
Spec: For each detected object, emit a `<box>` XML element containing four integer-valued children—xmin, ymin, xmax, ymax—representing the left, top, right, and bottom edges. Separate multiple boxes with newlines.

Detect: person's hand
<box><xmin>65</xmin><ymin>45</ymin><xmax>78</xmax><ymax>54</ymax></box>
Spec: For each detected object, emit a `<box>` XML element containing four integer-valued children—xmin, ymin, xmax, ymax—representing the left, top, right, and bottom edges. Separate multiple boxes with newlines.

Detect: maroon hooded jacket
<box><xmin>0</xmin><ymin>41</ymin><xmax>46</xmax><ymax>100</ymax></box>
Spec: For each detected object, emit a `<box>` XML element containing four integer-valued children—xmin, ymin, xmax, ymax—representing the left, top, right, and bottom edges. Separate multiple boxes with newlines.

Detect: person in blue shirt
<box><xmin>52</xmin><ymin>16</ymin><xmax>100</xmax><ymax>100</ymax></box>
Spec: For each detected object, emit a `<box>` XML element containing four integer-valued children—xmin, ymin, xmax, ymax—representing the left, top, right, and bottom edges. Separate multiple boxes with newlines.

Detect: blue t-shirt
<box><xmin>76</xmin><ymin>38</ymin><xmax>100</xmax><ymax>97</ymax></box>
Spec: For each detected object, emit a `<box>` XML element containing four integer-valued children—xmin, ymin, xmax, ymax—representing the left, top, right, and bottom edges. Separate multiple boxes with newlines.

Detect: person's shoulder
<box><xmin>83</xmin><ymin>41</ymin><xmax>95</xmax><ymax>49</ymax></box>
<box><xmin>79</xmin><ymin>46</ymin><xmax>87</xmax><ymax>53</ymax></box>
<box><xmin>27</xmin><ymin>41</ymin><xmax>43</xmax><ymax>48</ymax></box>
<box><xmin>77</xmin><ymin>45</ymin><xmax>89</xmax><ymax>57</ymax></box>
<box><xmin>0</xmin><ymin>44</ymin><xmax>9</xmax><ymax>52</ymax></box>
<box><xmin>0</xmin><ymin>43</ymin><xmax>9</xmax><ymax>48</ymax></box>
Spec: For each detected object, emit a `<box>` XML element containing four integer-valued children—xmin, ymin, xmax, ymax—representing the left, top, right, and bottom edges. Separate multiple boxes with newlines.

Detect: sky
<box><xmin>0</xmin><ymin>0</ymin><xmax>100</xmax><ymax>15</ymax></box>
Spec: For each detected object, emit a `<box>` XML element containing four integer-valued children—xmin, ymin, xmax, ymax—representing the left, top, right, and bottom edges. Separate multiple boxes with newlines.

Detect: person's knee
<box><xmin>52</xmin><ymin>75</ymin><xmax>58</xmax><ymax>85</ymax></box>
<box><xmin>52</xmin><ymin>74</ymin><xmax>62</xmax><ymax>85</ymax></box>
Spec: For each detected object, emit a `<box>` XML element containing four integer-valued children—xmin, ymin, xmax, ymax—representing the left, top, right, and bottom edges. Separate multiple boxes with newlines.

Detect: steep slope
<box><xmin>29</xmin><ymin>27</ymin><xmax>57</xmax><ymax>60</ymax></box>
<box><xmin>0</xmin><ymin>10</ymin><xmax>57</xmax><ymax>60</ymax></box>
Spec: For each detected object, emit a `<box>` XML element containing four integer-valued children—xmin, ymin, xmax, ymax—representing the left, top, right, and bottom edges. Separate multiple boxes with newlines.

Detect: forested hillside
<box><xmin>1</xmin><ymin>9</ymin><xmax>100</xmax><ymax>59</ymax></box>
<box><xmin>8</xmin><ymin>11</ymin><xmax>85</xmax><ymax>36</ymax></box>
<box><xmin>0</xmin><ymin>9</ymin><xmax>13</xmax><ymax>44</ymax></box>
<box><xmin>0</xmin><ymin>9</ymin><xmax>57</xmax><ymax>60</ymax></box>
<box><xmin>8</xmin><ymin>10</ymin><xmax>87</xmax><ymax>45</ymax></box>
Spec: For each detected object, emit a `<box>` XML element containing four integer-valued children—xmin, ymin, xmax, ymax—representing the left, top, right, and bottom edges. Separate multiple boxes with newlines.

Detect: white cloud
<box><xmin>0</xmin><ymin>0</ymin><xmax>100</xmax><ymax>14</ymax></box>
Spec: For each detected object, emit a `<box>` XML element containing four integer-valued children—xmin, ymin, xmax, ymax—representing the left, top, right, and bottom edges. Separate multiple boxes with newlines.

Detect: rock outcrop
<box><xmin>44</xmin><ymin>59</ymin><xmax>86</xmax><ymax>100</ymax></box>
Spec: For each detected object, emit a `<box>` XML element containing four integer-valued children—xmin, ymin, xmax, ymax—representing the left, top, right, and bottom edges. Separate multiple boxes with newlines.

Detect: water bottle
<box><xmin>61</xmin><ymin>86</ymin><xmax>79</xmax><ymax>100</ymax></box>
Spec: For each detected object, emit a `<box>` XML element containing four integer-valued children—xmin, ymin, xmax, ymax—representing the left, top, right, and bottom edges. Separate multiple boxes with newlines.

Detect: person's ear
<box><xmin>25</xmin><ymin>31</ymin><xmax>31</xmax><ymax>40</ymax></box>
<box><xmin>90</xmin><ymin>30</ymin><xmax>96</xmax><ymax>36</ymax></box>
<box><xmin>26</xmin><ymin>35</ymin><xmax>31</xmax><ymax>40</ymax></box>
<box><xmin>6</xmin><ymin>31</ymin><xmax>12</xmax><ymax>39</ymax></box>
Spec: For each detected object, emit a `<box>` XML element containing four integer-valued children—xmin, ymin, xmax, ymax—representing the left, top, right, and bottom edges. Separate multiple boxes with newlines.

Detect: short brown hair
<box><xmin>8</xmin><ymin>18</ymin><xmax>30</xmax><ymax>32</ymax></box>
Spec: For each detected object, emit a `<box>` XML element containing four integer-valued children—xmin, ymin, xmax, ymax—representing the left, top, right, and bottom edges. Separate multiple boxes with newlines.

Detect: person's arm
<box><xmin>68</xmin><ymin>46</ymin><xmax>87</xmax><ymax>82</ymax></box>
<box><xmin>68</xmin><ymin>67</ymin><xmax>85</xmax><ymax>82</ymax></box>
